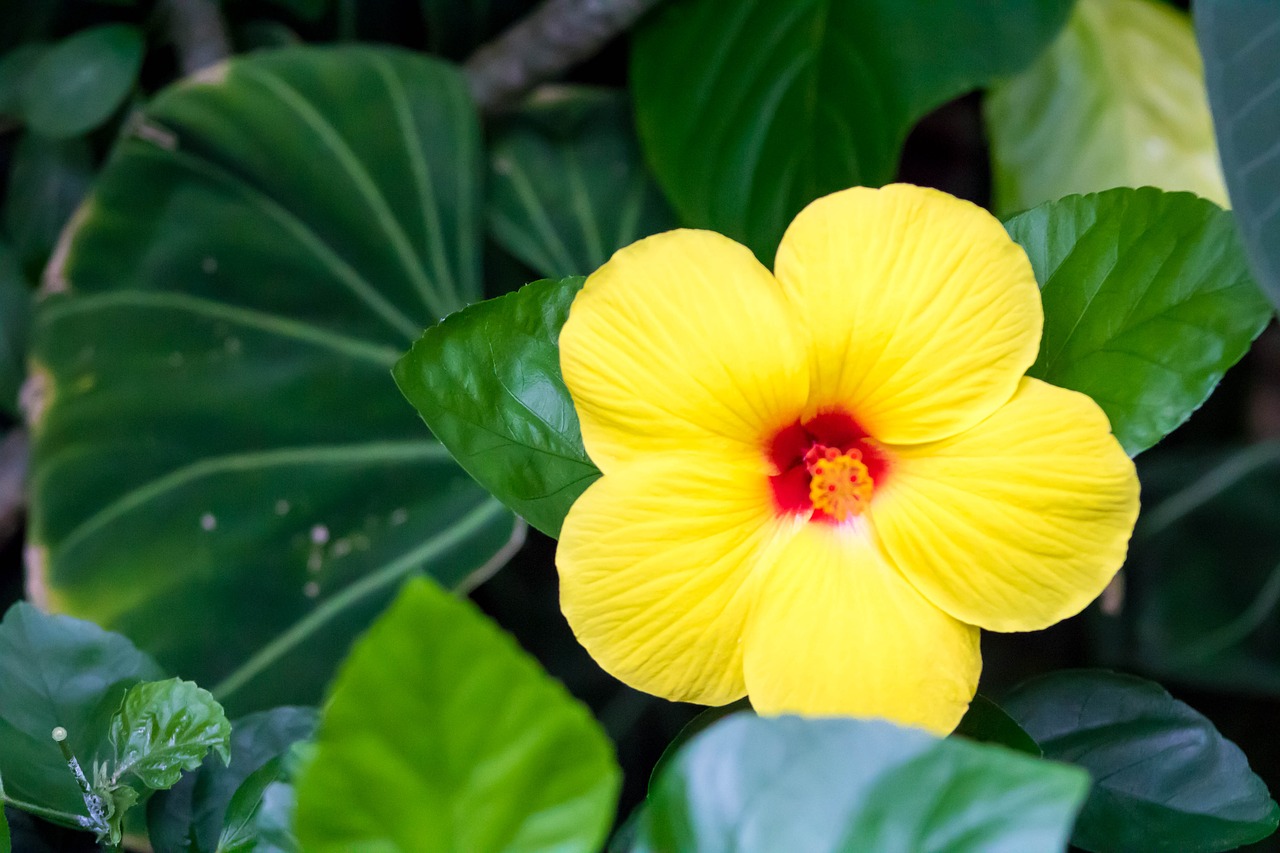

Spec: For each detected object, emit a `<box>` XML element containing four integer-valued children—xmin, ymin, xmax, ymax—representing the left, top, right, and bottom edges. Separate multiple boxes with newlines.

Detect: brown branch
<box><xmin>161</xmin><ymin>0</ymin><xmax>232</xmax><ymax>76</ymax></box>
<box><xmin>464</xmin><ymin>0</ymin><xmax>664</xmax><ymax>112</ymax></box>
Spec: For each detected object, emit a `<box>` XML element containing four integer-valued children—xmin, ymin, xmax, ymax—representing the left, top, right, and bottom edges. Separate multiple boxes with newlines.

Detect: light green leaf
<box><xmin>148</xmin><ymin>706</ymin><xmax>317</xmax><ymax>853</ymax></box>
<box><xmin>20</xmin><ymin>24</ymin><xmax>143</xmax><ymax>138</ymax></box>
<box><xmin>636</xmin><ymin>715</ymin><xmax>1089</xmax><ymax>853</ymax></box>
<box><xmin>1197</xmin><ymin>1</ymin><xmax>1280</xmax><ymax>312</ymax></box>
<box><xmin>631</xmin><ymin>0</ymin><xmax>1073</xmax><ymax>260</ymax></box>
<box><xmin>0</xmin><ymin>602</ymin><xmax>164</xmax><ymax>830</ymax></box>
<box><xmin>28</xmin><ymin>45</ymin><xmax>519</xmax><ymax>715</ymax></box>
<box><xmin>106</xmin><ymin>679</ymin><xmax>230</xmax><ymax>791</ymax></box>
<box><xmin>1005</xmin><ymin>187</ymin><xmax>1271</xmax><ymax>455</ymax></box>
<box><xmin>1004</xmin><ymin>670</ymin><xmax>1279</xmax><ymax>852</ymax></box>
<box><xmin>294</xmin><ymin>578</ymin><xmax>620</xmax><ymax>853</ymax></box>
<box><xmin>2</xmin><ymin>131</ymin><xmax>93</xmax><ymax>278</ymax></box>
<box><xmin>395</xmin><ymin>276</ymin><xmax>597</xmax><ymax>538</ymax></box>
<box><xmin>986</xmin><ymin>0</ymin><xmax>1227</xmax><ymax>216</ymax></box>
<box><xmin>488</xmin><ymin>87</ymin><xmax>676</xmax><ymax>278</ymax></box>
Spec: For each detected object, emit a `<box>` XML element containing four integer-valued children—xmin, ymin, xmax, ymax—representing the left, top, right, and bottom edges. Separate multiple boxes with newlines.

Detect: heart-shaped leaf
<box><xmin>986</xmin><ymin>0</ymin><xmax>1226</xmax><ymax>216</ymax></box>
<box><xmin>631</xmin><ymin>0</ymin><xmax>1073</xmax><ymax>260</ymax></box>
<box><xmin>488</xmin><ymin>87</ymin><xmax>676</xmax><ymax>278</ymax></box>
<box><xmin>395</xmin><ymin>276</ymin><xmax>597</xmax><ymax>537</ymax></box>
<box><xmin>1003</xmin><ymin>669</ymin><xmax>1279</xmax><ymax>852</ymax></box>
<box><xmin>20</xmin><ymin>24</ymin><xmax>143</xmax><ymax>139</ymax></box>
<box><xmin>635</xmin><ymin>714</ymin><xmax>1089</xmax><ymax>853</ymax></box>
<box><xmin>0</xmin><ymin>602</ymin><xmax>164</xmax><ymax>830</ymax></box>
<box><xmin>1005</xmin><ymin>187</ymin><xmax>1271</xmax><ymax>455</ymax></box>
<box><xmin>27</xmin><ymin>45</ymin><xmax>519</xmax><ymax>716</ymax></box>
<box><xmin>293</xmin><ymin>578</ymin><xmax>621</xmax><ymax>853</ymax></box>
<box><xmin>1196</xmin><ymin>1</ymin><xmax>1280</xmax><ymax>312</ymax></box>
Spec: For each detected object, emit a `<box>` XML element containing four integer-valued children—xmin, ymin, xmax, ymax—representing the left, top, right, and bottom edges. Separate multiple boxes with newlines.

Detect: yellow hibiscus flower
<box><xmin>555</xmin><ymin>183</ymin><xmax>1140</xmax><ymax>735</ymax></box>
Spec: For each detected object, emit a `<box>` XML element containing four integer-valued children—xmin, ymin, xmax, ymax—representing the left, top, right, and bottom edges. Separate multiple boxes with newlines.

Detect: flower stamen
<box><xmin>807</xmin><ymin>446</ymin><xmax>873</xmax><ymax>520</ymax></box>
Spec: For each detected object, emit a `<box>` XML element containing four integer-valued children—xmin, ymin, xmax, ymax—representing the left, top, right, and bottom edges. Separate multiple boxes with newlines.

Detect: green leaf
<box><xmin>0</xmin><ymin>243</ymin><xmax>29</xmax><ymax>417</ymax></box>
<box><xmin>2</xmin><ymin>131</ymin><xmax>94</xmax><ymax>279</ymax></box>
<box><xmin>1005</xmin><ymin>187</ymin><xmax>1271</xmax><ymax>455</ymax></box>
<box><xmin>395</xmin><ymin>276</ymin><xmax>598</xmax><ymax>538</ymax></box>
<box><xmin>648</xmin><ymin>699</ymin><xmax>752</xmax><ymax>793</ymax></box>
<box><xmin>106</xmin><ymin>679</ymin><xmax>230</xmax><ymax>791</ymax></box>
<box><xmin>952</xmin><ymin>695</ymin><xmax>1041</xmax><ymax>757</ymax></box>
<box><xmin>420</xmin><ymin>0</ymin><xmax>535</xmax><ymax>59</ymax></box>
<box><xmin>0</xmin><ymin>602</ymin><xmax>164</xmax><ymax>829</ymax></box>
<box><xmin>27</xmin><ymin>45</ymin><xmax>519</xmax><ymax>715</ymax></box>
<box><xmin>636</xmin><ymin>715</ymin><xmax>1089</xmax><ymax>853</ymax></box>
<box><xmin>0</xmin><ymin>43</ymin><xmax>46</xmax><ymax>118</ymax></box>
<box><xmin>631</xmin><ymin>0</ymin><xmax>1073</xmax><ymax>261</ymax></box>
<box><xmin>1004</xmin><ymin>669</ymin><xmax>1280</xmax><ymax>852</ymax></box>
<box><xmin>986</xmin><ymin>0</ymin><xmax>1227</xmax><ymax>216</ymax></box>
<box><xmin>488</xmin><ymin>87</ymin><xmax>676</xmax><ymax>278</ymax></box>
<box><xmin>1197</xmin><ymin>1</ymin><xmax>1280</xmax><ymax>312</ymax></box>
<box><xmin>20</xmin><ymin>24</ymin><xmax>143</xmax><ymax>138</ymax></box>
<box><xmin>0</xmin><ymin>801</ymin><xmax>9</xmax><ymax>853</ymax></box>
<box><xmin>293</xmin><ymin>578</ymin><xmax>621</xmax><ymax>853</ymax></box>
<box><xmin>148</xmin><ymin>706</ymin><xmax>317</xmax><ymax>853</ymax></box>
<box><xmin>216</xmin><ymin>745</ymin><xmax>306</xmax><ymax>853</ymax></box>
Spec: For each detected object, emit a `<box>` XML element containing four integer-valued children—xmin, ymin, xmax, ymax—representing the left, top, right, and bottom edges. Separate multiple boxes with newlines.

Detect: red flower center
<box><xmin>767</xmin><ymin>410</ymin><xmax>890</xmax><ymax>523</ymax></box>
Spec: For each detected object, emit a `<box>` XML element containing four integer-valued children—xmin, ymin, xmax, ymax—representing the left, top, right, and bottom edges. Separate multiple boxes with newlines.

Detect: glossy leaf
<box><xmin>217</xmin><ymin>744</ymin><xmax>307</xmax><ymax>853</ymax></box>
<box><xmin>106</xmin><ymin>679</ymin><xmax>230</xmax><ymax>791</ymax></box>
<box><xmin>1197</xmin><ymin>1</ymin><xmax>1280</xmax><ymax>312</ymax></box>
<box><xmin>953</xmin><ymin>695</ymin><xmax>1041</xmax><ymax>757</ymax></box>
<box><xmin>648</xmin><ymin>699</ymin><xmax>752</xmax><ymax>792</ymax></box>
<box><xmin>636</xmin><ymin>715</ymin><xmax>1089</xmax><ymax>853</ymax></box>
<box><xmin>2</xmin><ymin>132</ymin><xmax>93</xmax><ymax>278</ymax></box>
<box><xmin>148</xmin><ymin>706</ymin><xmax>317</xmax><ymax>853</ymax></box>
<box><xmin>0</xmin><ymin>243</ymin><xmax>29</xmax><ymax>417</ymax></box>
<box><xmin>20</xmin><ymin>24</ymin><xmax>143</xmax><ymax>138</ymax></box>
<box><xmin>395</xmin><ymin>276</ymin><xmax>598</xmax><ymax>537</ymax></box>
<box><xmin>986</xmin><ymin>0</ymin><xmax>1226</xmax><ymax>216</ymax></box>
<box><xmin>27</xmin><ymin>45</ymin><xmax>519</xmax><ymax>715</ymax></box>
<box><xmin>488</xmin><ymin>87</ymin><xmax>676</xmax><ymax>278</ymax></box>
<box><xmin>631</xmin><ymin>0</ymin><xmax>1073</xmax><ymax>260</ymax></box>
<box><xmin>0</xmin><ymin>602</ymin><xmax>164</xmax><ymax>829</ymax></box>
<box><xmin>1005</xmin><ymin>670</ymin><xmax>1279</xmax><ymax>852</ymax></box>
<box><xmin>293</xmin><ymin>578</ymin><xmax>621</xmax><ymax>853</ymax></box>
<box><xmin>1006</xmin><ymin>187</ymin><xmax>1271</xmax><ymax>455</ymax></box>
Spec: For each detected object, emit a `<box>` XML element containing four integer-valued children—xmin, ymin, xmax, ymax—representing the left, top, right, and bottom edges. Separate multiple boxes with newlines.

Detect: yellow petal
<box><xmin>774</xmin><ymin>184</ymin><xmax>1042</xmax><ymax>444</ymax></box>
<box><xmin>743</xmin><ymin>522</ymin><xmax>980</xmax><ymax>735</ymax></box>
<box><xmin>560</xmin><ymin>229</ymin><xmax>808</xmax><ymax>473</ymax></box>
<box><xmin>557</xmin><ymin>450</ymin><xmax>790</xmax><ymax>706</ymax></box>
<box><xmin>872</xmin><ymin>377</ymin><xmax>1140</xmax><ymax>633</ymax></box>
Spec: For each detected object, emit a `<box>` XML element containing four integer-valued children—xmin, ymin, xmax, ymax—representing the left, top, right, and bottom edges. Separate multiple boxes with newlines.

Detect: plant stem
<box><xmin>161</xmin><ymin>0</ymin><xmax>232</xmax><ymax>76</ymax></box>
<box><xmin>464</xmin><ymin>0</ymin><xmax>664</xmax><ymax>112</ymax></box>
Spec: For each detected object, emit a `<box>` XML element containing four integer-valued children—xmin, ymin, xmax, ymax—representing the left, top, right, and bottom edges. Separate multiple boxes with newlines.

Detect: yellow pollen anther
<box><xmin>809</xmin><ymin>450</ymin><xmax>873</xmax><ymax>520</ymax></box>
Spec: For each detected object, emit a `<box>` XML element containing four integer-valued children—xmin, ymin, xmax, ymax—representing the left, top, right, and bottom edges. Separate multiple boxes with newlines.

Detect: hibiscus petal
<box><xmin>872</xmin><ymin>377</ymin><xmax>1140</xmax><ymax>633</ymax></box>
<box><xmin>743</xmin><ymin>522</ymin><xmax>980</xmax><ymax>735</ymax></box>
<box><xmin>560</xmin><ymin>229</ymin><xmax>809</xmax><ymax>473</ymax></box>
<box><xmin>557</xmin><ymin>450</ymin><xmax>792</xmax><ymax>706</ymax></box>
<box><xmin>774</xmin><ymin>183</ymin><xmax>1042</xmax><ymax>444</ymax></box>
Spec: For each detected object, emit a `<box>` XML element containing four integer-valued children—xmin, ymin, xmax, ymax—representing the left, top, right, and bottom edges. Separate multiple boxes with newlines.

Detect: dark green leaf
<box><xmin>2</xmin><ymin>131</ymin><xmax>93</xmax><ymax>279</ymax></box>
<box><xmin>20</xmin><ymin>24</ymin><xmax>143</xmax><ymax>138</ymax></box>
<box><xmin>648</xmin><ymin>699</ymin><xmax>752</xmax><ymax>792</ymax></box>
<box><xmin>1197</xmin><ymin>1</ymin><xmax>1280</xmax><ymax>312</ymax></box>
<box><xmin>217</xmin><ymin>748</ymin><xmax>301</xmax><ymax>853</ymax></box>
<box><xmin>420</xmin><ymin>0</ymin><xmax>534</xmax><ymax>59</ymax></box>
<box><xmin>293</xmin><ymin>578</ymin><xmax>620</xmax><ymax>853</ymax></box>
<box><xmin>0</xmin><ymin>243</ymin><xmax>30</xmax><ymax>417</ymax></box>
<box><xmin>0</xmin><ymin>602</ymin><xmax>164</xmax><ymax>829</ymax></box>
<box><xmin>1005</xmin><ymin>187</ymin><xmax>1271</xmax><ymax>455</ymax></box>
<box><xmin>488</xmin><ymin>87</ymin><xmax>676</xmax><ymax>278</ymax></box>
<box><xmin>1004</xmin><ymin>669</ymin><xmax>1279</xmax><ymax>852</ymax></box>
<box><xmin>631</xmin><ymin>0</ymin><xmax>1073</xmax><ymax>260</ymax></box>
<box><xmin>106</xmin><ymin>679</ymin><xmax>230</xmax><ymax>791</ymax></box>
<box><xmin>148</xmin><ymin>706</ymin><xmax>317</xmax><ymax>853</ymax></box>
<box><xmin>0</xmin><ymin>801</ymin><xmax>8</xmax><ymax>853</ymax></box>
<box><xmin>395</xmin><ymin>276</ymin><xmax>598</xmax><ymax>538</ymax></box>
<box><xmin>986</xmin><ymin>0</ymin><xmax>1226</xmax><ymax>216</ymax></box>
<box><xmin>636</xmin><ymin>715</ymin><xmax>1089</xmax><ymax>853</ymax></box>
<box><xmin>952</xmin><ymin>695</ymin><xmax>1041</xmax><ymax>757</ymax></box>
<box><xmin>0</xmin><ymin>44</ymin><xmax>47</xmax><ymax>118</ymax></box>
<box><xmin>27</xmin><ymin>45</ymin><xmax>519</xmax><ymax>715</ymax></box>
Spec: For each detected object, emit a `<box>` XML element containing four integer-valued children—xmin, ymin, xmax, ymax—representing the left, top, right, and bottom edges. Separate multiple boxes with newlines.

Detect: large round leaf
<box><xmin>1004</xmin><ymin>670</ymin><xmax>1279</xmax><ymax>852</ymax></box>
<box><xmin>986</xmin><ymin>0</ymin><xmax>1226</xmax><ymax>216</ymax></box>
<box><xmin>27</xmin><ymin>45</ymin><xmax>519</xmax><ymax>716</ymax></box>
<box><xmin>631</xmin><ymin>0</ymin><xmax>1073</xmax><ymax>260</ymax></box>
